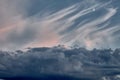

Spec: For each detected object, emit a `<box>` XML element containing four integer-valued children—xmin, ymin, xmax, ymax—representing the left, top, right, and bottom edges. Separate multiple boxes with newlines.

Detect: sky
<box><xmin>0</xmin><ymin>0</ymin><xmax>120</xmax><ymax>51</ymax></box>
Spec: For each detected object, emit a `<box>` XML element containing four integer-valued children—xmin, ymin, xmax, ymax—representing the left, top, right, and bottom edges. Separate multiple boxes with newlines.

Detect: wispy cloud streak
<box><xmin>61</xmin><ymin>7</ymin><xmax>117</xmax><ymax>49</ymax></box>
<box><xmin>0</xmin><ymin>0</ymin><xmax>119</xmax><ymax>50</ymax></box>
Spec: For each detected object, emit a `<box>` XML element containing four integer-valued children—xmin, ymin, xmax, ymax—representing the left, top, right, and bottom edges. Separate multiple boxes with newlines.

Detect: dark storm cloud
<box><xmin>0</xmin><ymin>47</ymin><xmax>120</xmax><ymax>80</ymax></box>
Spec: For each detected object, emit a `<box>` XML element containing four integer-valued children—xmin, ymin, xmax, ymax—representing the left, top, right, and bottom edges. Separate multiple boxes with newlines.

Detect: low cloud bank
<box><xmin>0</xmin><ymin>46</ymin><xmax>120</xmax><ymax>80</ymax></box>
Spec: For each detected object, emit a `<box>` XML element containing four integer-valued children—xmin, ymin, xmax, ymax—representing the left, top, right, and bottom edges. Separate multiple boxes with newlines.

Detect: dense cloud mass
<box><xmin>0</xmin><ymin>46</ymin><xmax>120</xmax><ymax>80</ymax></box>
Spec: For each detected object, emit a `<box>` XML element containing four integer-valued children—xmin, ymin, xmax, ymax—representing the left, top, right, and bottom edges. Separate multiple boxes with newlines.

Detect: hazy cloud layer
<box><xmin>0</xmin><ymin>0</ymin><xmax>120</xmax><ymax>50</ymax></box>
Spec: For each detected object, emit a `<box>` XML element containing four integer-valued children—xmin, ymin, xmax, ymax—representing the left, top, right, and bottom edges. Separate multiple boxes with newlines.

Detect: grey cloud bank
<box><xmin>0</xmin><ymin>46</ymin><xmax>120</xmax><ymax>80</ymax></box>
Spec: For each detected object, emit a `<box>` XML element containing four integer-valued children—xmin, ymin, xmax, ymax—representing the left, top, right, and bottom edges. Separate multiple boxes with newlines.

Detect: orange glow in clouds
<box><xmin>25</xmin><ymin>26</ymin><xmax>60</xmax><ymax>48</ymax></box>
<box><xmin>85</xmin><ymin>40</ymin><xmax>93</xmax><ymax>49</ymax></box>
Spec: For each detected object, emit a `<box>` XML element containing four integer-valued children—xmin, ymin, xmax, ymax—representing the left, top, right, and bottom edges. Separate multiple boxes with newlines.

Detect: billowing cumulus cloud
<box><xmin>0</xmin><ymin>47</ymin><xmax>120</xmax><ymax>80</ymax></box>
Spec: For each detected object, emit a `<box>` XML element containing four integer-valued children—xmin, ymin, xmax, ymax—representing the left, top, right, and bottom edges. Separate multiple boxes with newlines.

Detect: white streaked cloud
<box><xmin>61</xmin><ymin>7</ymin><xmax>118</xmax><ymax>49</ymax></box>
<box><xmin>0</xmin><ymin>0</ymin><xmax>119</xmax><ymax>50</ymax></box>
<box><xmin>44</xmin><ymin>4</ymin><xmax>79</xmax><ymax>22</ymax></box>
